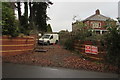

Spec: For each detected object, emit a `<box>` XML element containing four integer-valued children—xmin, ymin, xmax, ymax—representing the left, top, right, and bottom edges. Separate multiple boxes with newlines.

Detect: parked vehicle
<box><xmin>38</xmin><ymin>34</ymin><xmax>59</xmax><ymax>45</ymax></box>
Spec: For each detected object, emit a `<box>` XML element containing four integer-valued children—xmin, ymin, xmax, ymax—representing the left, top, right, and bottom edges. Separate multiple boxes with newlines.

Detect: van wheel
<box><xmin>47</xmin><ymin>41</ymin><xmax>50</xmax><ymax>45</ymax></box>
<box><xmin>55</xmin><ymin>40</ymin><xmax>58</xmax><ymax>44</ymax></box>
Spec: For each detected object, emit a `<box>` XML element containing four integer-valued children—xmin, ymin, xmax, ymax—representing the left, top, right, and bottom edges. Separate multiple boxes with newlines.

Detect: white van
<box><xmin>38</xmin><ymin>34</ymin><xmax>59</xmax><ymax>45</ymax></box>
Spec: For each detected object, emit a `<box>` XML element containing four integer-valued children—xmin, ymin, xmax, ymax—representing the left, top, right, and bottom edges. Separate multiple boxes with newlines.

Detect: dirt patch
<box><xmin>3</xmin><ymin>44</ymin><xmax>119</xmax><ymax>74</ymax></box>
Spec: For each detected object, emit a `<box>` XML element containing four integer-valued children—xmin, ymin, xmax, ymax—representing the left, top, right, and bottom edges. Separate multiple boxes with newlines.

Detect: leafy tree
<box><xmin>76</xmin><ymin>21</ymin><xmax>86</xmax><ymax>28</ymax></box>
<box><xmin>72</xmin><ymin>20</ymin><xmax>87</xmax><ymax>32</ymax></box>
<box><xmin>32</xmin><ymin>1</ymin><xmax>53</xmax><ymax>33</ymax></box>
<box><xmin>47</xmin><ymin>24</ymin><xmax>52</xmax><ymax>33</ymax></box>
<box><xmin>103</xmin><ymin>18</ymin><xmax>116</xmax><ymax>29</ymax></box>
<box><xmin>103</xmin><ymin>18</ymin><xmax>120</xmax><ymax>73</ymax></box>
<box><xmin>104</xmin><ymin>26</ymin><xmax>120</xmax><ymax>72</ymax></box>
<box><xmin>2</xmin><ymin>2</ymin><xmax>19</xmax><ymax>37</ymax></box>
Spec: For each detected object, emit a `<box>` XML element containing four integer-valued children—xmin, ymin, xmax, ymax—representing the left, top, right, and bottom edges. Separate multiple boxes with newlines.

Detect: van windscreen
<box><xmin>42</xmin><ymin>35</ymin><xmax>50</xmax><ymax>39</ymax></box>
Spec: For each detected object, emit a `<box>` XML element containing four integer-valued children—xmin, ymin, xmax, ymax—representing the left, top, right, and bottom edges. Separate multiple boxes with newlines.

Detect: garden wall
<box><xmin>74</xmin><ymin>40</ymin><xmax>106</xmax><ymax>61</ymax></box>
<box><xmin>0</xmin><ymin>35</ymin><xmax>37</xmax><ymax>57</ymax></box>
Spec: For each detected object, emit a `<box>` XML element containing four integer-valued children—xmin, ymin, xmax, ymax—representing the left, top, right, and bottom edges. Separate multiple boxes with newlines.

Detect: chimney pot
<box><xmin>96</xmin><ymin>9</ymin><xmax>100</xmax><ymax>15</ymax></box>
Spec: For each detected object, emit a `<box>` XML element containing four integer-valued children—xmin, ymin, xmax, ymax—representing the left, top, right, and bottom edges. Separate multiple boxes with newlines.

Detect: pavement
<box><xmin>2</xmin><ymin>63</ymin><xmax>119</xmax><ymax>78</ymax></box>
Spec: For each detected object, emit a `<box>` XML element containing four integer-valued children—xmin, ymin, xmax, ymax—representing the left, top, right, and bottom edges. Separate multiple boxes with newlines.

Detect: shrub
<box><xmin>64</xmin><ymin>35</ymin><xmax>74</xmax><ymax>50</ymax></box>
<box><xmin>2</xmin><ymin>2</ymin><xmax>19</xmax><ymax>37</ymax></box>
<box><xmin>104</xmin><ymin>27</ymin><xmax>120</xmax><ymax>67</ymax></box>
<box><xmin>59</xmin><ymin>31</ymin><xmax>70</xmax><ymax>45</ymax></box>
<box><xmin>62</xmin><ymin>29</ymin><xmax>92</xmax><ymax>50</ymax></box>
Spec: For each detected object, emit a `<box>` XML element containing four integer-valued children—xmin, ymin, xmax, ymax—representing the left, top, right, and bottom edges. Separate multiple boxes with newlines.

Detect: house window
<box><xmin>91</xmin><ymin>22</ymin><xmax>101</xmax><ymax>28</ymax></box>
<box><xmin>99</xmin><ymin>23</ymin><xmax>101</xmax><ymax>27</ymax></box>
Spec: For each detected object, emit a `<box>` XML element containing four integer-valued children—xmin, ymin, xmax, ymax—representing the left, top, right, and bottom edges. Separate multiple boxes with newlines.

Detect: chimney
<box><xmin>95</xmin><ymin>9</ymin><xmax>100</xmax><ymax>15</ymax></box>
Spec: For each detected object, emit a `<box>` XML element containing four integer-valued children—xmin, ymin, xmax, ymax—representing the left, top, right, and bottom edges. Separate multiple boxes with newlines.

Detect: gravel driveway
<box><xmin>2</xmin><ymin>44</ymin><xmax>119</xmax><ymax>74</ymax></box>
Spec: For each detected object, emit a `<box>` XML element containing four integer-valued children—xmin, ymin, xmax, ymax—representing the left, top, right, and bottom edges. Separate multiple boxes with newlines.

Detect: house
<box><xmin>72</xmin><ymin>9</ymin><xmax>117</xmax><ymax>34</ymax></box>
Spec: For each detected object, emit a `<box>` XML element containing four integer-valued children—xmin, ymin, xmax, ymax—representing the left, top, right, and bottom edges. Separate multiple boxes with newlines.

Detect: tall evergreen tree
<box><xmin>32</xmin><ymin>1</ymin><xmax>53</xmax><ymax>33</ymax></box>
<box><xmin>29</xmin><ymin>0</ymin><xmax>33</xmax><ymax>22</ymax></box>
<box><xmin>16</xmin><ymin>1</ymin><xmax>29</xmax><ymax>35</ymax></box>
<box><xmin>32</xmin><ymin>2</ymin><xmax>47</xmax><ymax>32</ymax></box>
<box><xmin>24</xmin><ymin>2</ymin><xmax>28</xmax><ymax>18</ymax></box>
<box><xmin>16</xmin><ymin>2</ymin><xmax>21</xmax><ymax>22</ymax></box>
<box><xmin>28</xmin><ymin>1</ymin><xmax>37</xmax><ymax>34</ymax></box>
<box><xmin>22</xmin><ymin>2</ymin><xmax>29</xmax><ymax>35</ymax></box>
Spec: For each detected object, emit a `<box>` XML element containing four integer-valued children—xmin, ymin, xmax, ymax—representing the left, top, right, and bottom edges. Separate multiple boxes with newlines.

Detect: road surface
<box><xmin>2</xmin><ymin>63</ymin><xmax>119</xmax><ymax>78</ymax></box>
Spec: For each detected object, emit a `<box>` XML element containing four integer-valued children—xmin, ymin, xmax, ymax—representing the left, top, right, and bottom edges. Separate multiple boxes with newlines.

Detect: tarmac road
<box><xmin>2</xmin><ymin>63</ymin><xmax>119</xmax><ymax>78</ymax></box>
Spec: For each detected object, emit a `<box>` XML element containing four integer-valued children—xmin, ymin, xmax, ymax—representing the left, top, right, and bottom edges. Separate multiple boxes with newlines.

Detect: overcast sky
<box><xmin>47</xmin><ymin>0</ymin><xmax>119</xmax><ymax>32</ymax></box>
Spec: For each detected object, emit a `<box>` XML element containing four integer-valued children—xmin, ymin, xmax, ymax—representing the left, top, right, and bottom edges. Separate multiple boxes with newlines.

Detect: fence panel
<box><xmin>0</xmin><ymin>35</ymin><xmax>36</xmax><ymax>57</ymax></box>
<box><xmin>74</xmin><ymin>40</ymin><xmax>106</xmax><ymax>61</ymax></box>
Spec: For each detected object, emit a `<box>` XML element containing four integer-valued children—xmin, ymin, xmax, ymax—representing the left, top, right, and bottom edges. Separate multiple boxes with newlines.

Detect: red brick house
<box><xmin>72</xmin><ymin>9</ymin><xmax>116</xmax><ymax>34</ymax></box>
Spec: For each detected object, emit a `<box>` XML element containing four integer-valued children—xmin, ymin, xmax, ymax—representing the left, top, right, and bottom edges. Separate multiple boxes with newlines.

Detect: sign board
<box><xmin>85</xmin><ymin>45</ymin><xmax>98</xmax><ymax>54</ymax></box>
<box><xmin>85</xmin><ymin>45</ymin><xmax>91</xmax><ymax>53</ymax></box>
<box><xmin>91</xmin><ymin>46</ymin><xmax>98</xmax><ymax>54</ymax></box>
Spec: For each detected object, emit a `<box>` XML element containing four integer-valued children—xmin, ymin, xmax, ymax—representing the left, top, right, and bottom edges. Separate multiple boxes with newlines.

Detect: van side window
<box><xmin>50</xmin><ymin>35</ymin><xmax>53</xmax><ymax>39</ymax></box>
